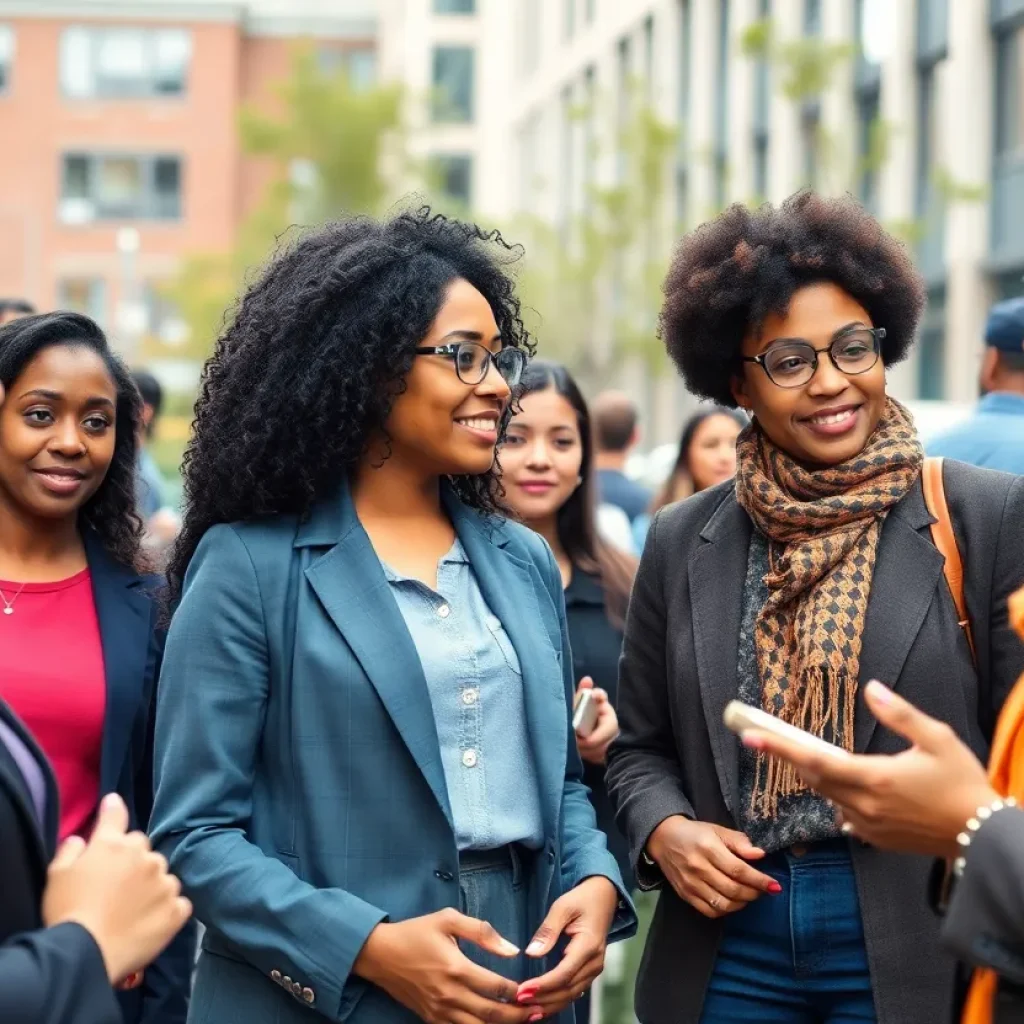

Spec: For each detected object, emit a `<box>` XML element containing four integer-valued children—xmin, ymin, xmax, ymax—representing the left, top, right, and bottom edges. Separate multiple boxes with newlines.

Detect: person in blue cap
<box><xmin>929</xmin><ymin>296</ymin><xmax>1024</xmax><ymax>473</ymax></box>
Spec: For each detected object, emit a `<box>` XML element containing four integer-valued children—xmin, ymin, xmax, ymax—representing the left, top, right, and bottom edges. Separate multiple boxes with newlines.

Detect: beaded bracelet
<box><xmin>953</xmin><ymin>795</ymin><xmax>1018</xmax><ymax>878</ymax></box>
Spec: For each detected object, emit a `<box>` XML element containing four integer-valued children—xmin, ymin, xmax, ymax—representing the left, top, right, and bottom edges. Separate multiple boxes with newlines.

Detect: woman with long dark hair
<box><xmin>0</xmin><ymin>311</ymin><xmax>193</xmax><ymax>1023</ymax></box>
<box><xmin>149</xmin><ymin>209</ymin><xmax>634</xmax><ymax>1024</ymax></box>
<box><xmin>606</xmin><ymin>194</ymin><xmax>1024</xmax><ymax>1024</ymax></box>
<box><xmin>500</xmin><ymin>360</ymin><xmax>637</xmax><ymax>877</ymax></box>
<box><xmin>634</xmin><ymin>406</ymin><xmax>747</xmax><ymax>550</ymax></box>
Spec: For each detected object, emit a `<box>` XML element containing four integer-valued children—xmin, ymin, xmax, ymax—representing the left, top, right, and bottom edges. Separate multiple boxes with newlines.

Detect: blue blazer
<box><xmin>149</xmin><ymin>485</ymin><xmax>635</xmax><ymax>1024</ymax></box>
<box><xmin>84</xmin><ymin>535</ymin><xmax>194</xmax><ymax>1024</ymax></box>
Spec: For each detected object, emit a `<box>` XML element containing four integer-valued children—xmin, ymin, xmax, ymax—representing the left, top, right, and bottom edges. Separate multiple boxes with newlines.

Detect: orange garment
<box><xmin>962</xmin><ymin>586</ymin><xmax>1024</xmax><ymax>1024</ymax></box>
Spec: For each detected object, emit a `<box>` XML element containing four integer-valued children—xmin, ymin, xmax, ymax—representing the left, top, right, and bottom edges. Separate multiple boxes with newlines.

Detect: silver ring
<box><xmin>841</xmin><ymin>821</ymin><xmax>855</xmax><ymax>836</ymax></box>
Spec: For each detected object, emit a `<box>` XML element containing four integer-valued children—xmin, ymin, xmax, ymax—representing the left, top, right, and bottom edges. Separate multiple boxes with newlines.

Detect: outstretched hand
<box><xmin>741</xmin><ymin>680</ymin><xmax>997</xmax><ymax>858</ymax></box>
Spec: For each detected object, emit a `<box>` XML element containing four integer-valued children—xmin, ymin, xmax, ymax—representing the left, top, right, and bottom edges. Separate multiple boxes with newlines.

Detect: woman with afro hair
<box><xmin>606</xmin><ymin>192</ymin><xmax>1024</xmax><ymax>1024</ymax></box>
<box><xmin>148</xmin><ymin>208</ymin><xmax>634</xmax><ymax>1024</ymax></box>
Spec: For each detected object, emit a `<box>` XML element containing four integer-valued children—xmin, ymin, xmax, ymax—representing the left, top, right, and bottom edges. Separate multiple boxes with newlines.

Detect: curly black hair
<box><xmin>0</xmin><ymin>311</ymin><xmax>144</xmax><ymax>570</ymax></box>
<box><xmin>659</xmin><ymin>192</ymin><xmax>927</xmax><ymax>407</ymax></box>
<box><xmin>167</xmin><ymin>207</ymin><xmax>533</xmax><ymax>605</ymax></box>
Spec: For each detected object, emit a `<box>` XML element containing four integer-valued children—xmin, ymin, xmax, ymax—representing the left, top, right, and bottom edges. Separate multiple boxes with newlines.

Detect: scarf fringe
<box><xmin>749</xmin><ymin>667</ymin><xmax>856</xmax><ymax>819</ymax></box>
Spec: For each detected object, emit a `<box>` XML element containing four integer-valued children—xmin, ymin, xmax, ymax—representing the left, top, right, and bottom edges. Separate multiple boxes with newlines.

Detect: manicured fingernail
<box><xmin>525</xmin><ymin>941</ymin><xmax>544</xmax><ymax>956</ymax></box>
<box><xmin>866</xmin><ymin>680</ymin><xmax>892</xmax><ymax>703</ymax></box>
<box><xmin>529</xmin><ymin>1015</ymin><xmax>544</xmax><ymax>1022</ymax></box>
<box><xmin>768</xmin><ymin>881</ymin><xmax>783</xmax><ymax>894</ymax></box>
<box><xmin>741</xmin><ymin>731</ymin><xmax>765</xmax><ymax>750</ymax></box>
<box><xmin>499</xmin><ymin>939</ymin><xmax>519</xmax><ymax>955</ymax></box>
<box><xmin>517</xmin><ymin>988</ymin><xmax>538</xmax><ymax>1003</ymax></box>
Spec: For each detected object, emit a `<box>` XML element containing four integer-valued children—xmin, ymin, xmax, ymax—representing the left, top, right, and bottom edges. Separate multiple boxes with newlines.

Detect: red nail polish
<box><xmin>768</xmin><ymin>881</ymin><xmax>783</xmax><ymax>894</ymax></box>
<box><xmin>529</xmin><ymin>1015</ymin><xmax>543</xmax><ymax>1023</ymax></box>
<box><xmin>518</xmin><ymin>989</ymin><xmax>538</xmax><ymax>1004</ymax></box>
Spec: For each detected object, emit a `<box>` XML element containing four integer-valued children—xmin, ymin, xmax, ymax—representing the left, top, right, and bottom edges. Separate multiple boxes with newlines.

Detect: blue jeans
<box><xmin>699</xmin><ymin>841</ymin><xmax>876</xmax><ymax>1024</ymax></box>
<box><xmin>458</xmin><ymin>846</ymin><xmax>532</xmax><ymax>984</ymax></box>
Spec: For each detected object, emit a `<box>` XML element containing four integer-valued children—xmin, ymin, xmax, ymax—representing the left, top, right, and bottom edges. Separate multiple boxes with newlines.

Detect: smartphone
<box><xmin>573</xmin><ymin>689</ymin><xmax>600</xmax><ymax>737</ymax></box>
<box><xmin>722</xmin><ymin>700</ymin><xmax>849</xmax><ymax>759</ymax></box>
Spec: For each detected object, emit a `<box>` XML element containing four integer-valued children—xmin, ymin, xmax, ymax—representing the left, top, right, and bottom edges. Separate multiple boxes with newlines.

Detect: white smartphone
<box><xmin>573</xmin><ymin>689</ymin><xmax>600</xmax><ymax>737</ymax></box>
<box><xmin>722</xmin><ymin>700</ymin><xmax>849</xmax><ymax>759</ymax></box>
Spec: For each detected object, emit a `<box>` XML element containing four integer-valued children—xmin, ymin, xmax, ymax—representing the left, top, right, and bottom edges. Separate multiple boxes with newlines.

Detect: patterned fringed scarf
<box><xmin>735</xmin><ymin>397</ymin><xmax>924</xmax><ymax>817</ymax></box>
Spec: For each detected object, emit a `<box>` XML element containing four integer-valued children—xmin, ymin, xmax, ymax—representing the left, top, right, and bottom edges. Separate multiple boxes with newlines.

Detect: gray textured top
<box><xmin>381</xmin><ymin>538</ymin><xmax>544</xmax><ymax>851</ymax></box>
<box><xmin>737</xmin><ymin>531</ymin><xmax>841</xmax><ymax>853</ymax></box>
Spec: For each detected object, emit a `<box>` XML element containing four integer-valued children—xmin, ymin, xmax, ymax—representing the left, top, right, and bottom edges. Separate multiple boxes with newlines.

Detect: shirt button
<box><xmin>461</xmin><ymin>688</ymin><xmax>478</xmax><ymax>706</ymax></box>
<box><xmin>462</xmin><ymin>748</ymin><xmax>478</xmax><ymax>768</ymax></box>
<box><xmin>438</xmin><ymin>604</ymin><xmax>451</xmax><ymax>618</ymax></box>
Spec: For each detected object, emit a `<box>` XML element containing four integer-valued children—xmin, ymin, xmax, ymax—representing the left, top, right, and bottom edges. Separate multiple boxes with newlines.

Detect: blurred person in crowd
<box><xmin>633</xmin><ymin>406</ymin><xmax>747</xmax><ymax>550</ymax></box>
<box><xmin>592</xmin><ymin>390</ymin><xmax>651</xmax><ymax>524</ymax></box>
<box><xmin>500</xmin><ymin>359</ymin><xmax>639</xmax><ymax>1024</ymax></box>
<box><xmin>0</xmin><ymin>299</ymin><xmax>35</xmax><ymax>326</ymax></box>
<box><xmin>130</xmin><ymin>370</ymin><xmax>166</xmax><ymax>520</ymax></box>
<box><xmin>0</xmin><ymin>312</ymin><xmax>194</xmax><ymax>1023</ymax></box>
<box><xmin>0</xmin><ymin>705</ymin><xmax>192</xmax><ymax>1024</ymax></box>
<box><xmin>929</xmin><ymin>297</ymin><xmax>1024</xmax><ymax>474</ymax></box>
<box><xmin>606</xmin><ymin>193</ymin><xmax>1024</xmax><ymax>1024</ymax></box>
<box><xmin>149</xmin><ymin>209</ymin><xmax>635</xmax><ymax>1024</ymax></box>
<box><xmin>130</xmin><ymin>369</ymin><xmax>179</xmax><ymax>562</ymax></box>
<box><xmin>741</xmin><ymin>585</ymin><xmax>1024</xmax><ymax>1024</ymax></box>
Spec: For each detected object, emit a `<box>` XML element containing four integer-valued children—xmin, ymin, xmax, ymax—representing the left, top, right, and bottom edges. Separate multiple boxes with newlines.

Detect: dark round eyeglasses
<box><xmin>741</xmin><ymin>327</ymin><xmax>885</xmax><ymax>388</ymax></box>
<box><xmin>415</xmin><ymin>341</ymin><xmax>527</xmax><ymax>387</ymax></box>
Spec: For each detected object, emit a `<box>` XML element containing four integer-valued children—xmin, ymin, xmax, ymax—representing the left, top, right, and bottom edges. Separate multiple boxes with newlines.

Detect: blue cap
<box><xmin>985</xmin><ymin>297</ymin><xmax>1024</xmax><ymax>352</ymax></box>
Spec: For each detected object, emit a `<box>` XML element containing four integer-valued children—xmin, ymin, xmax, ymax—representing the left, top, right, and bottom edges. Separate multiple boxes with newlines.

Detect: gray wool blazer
<box><xmin>606</xmin><ymin>459</ymin><xmax>1024</xmax><ymax>1024</ymax></box>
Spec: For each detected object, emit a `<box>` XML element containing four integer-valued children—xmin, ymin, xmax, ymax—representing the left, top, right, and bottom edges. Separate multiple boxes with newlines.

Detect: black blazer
<box><xmin>606</xmin><ymin>460</ymin><xmax>1024</xmax><ymax>1024</ymax></box>
<box><xmin>0</xmin><ymin>535</ymin><xmax>194</xmax><ymax>1024</ymax></box>
<box><xmin>944</xmin><ymin>807</ymin><xmax>1024</xmax><ymax>1024</ymax></box>
<box><xmin>564</xmin><ymin>568</ymin><xmax>633</xmax><ymax>889</ymax></box>
<box><xmin>0</xmin><ymin>699</ymin><xmax>123</xmax><ymax>1023</ymax></box>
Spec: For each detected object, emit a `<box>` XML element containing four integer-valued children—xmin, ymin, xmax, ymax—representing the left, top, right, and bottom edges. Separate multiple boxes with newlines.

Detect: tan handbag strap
<box><xmin>922</xmin><ymin>457</ymin><xmax>976</xmax><ymax>662</ymax></box>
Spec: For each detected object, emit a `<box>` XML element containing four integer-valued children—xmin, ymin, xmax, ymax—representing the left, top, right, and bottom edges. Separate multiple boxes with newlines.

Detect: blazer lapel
<box><xmin>855</xmin><ymin>482</ymin><xmax>944</xmax><ymax>751</ymax></box>
<box><xmin>689</xmin><ymin>494</ymin><xmax>752</xmax><ymax>817</ymax></box>
<box><xmin>300</xmin><ymin>490</ymin><xmax>454</xmax><ymax>829</ymax></box>
<box><xmin>0</xmin><ymin>699</ymin><xmax>59</xmax><ymax>863</ymax></box>
<box><xmin>85</xmin><ymin>534</ymin><xmax>153</xmax><ymax>795</ymax></box>
<box><xmin>448</xmin><ymin>496</ymin><xmax>566</xmax><ymax>833</ymax></box>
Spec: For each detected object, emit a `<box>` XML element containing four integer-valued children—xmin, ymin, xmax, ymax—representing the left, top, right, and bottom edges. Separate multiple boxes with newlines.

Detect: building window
<box><xmin>564</xmin><ymin>0</ymin><xmax>576</xmax><ymax>41</ymax></box>
<box><xmin>752</xmin><ymin>0</ymin><xmax>770</xmax><ymax>200</ymax></box>
<box><xmin>804</xmin><ymin>0</ymin><xmax>822</xmax><ymax>36</ymax></box>
<box><xmin>643</xmin><ymin>15</ymin><xmax>655</xmax><ymax>99</ymax></box>
<box><xmin>917</xmin><ymin>287</ymin><xmax>946</xmax><ymax>400</ymax></box>
<box><xmin>434</xmin><ymin>0</ymin><xmax>475</xmax><ymax>12</ymax></box>
<box><xmin>60</xmin><ymin>27</ymin><xmax>191</xmax><ymax>99</ymax></box>
<box><xmin>586</xmin><ymin>0</ymin><xmax>597</xmax><ymax>24</ymax></box>
<box><xmin>856</xmin><ymin>90</ymin><xmax>880</xmax><ymax>211</ymax></box>
<box><xmin>754</xmin><ymin>136</ymin><xmax>769</xmax><ymax>199</ymax></box>
<box><xmin>59</xmin><ymin>154</ymin><xmax>182</xmax><ymax>222</ymax></box>
<box><xmin>995</xmin><ymin>24</ymin><xmax>1024</xmax><ymax>164</ymax></box>
<box><xmin>142</xmin><ymin>282</ymin><xmax>188</xmax><ymax>345</ymax></box>
<box><xmin>520</xmin><ymin>0</ymin><xmax>541</xmax><ymax>76</ymax></box>
<box><xmin>0</xmin><ymin>25</ymin><xmax>13</xmax><ymax>93</ymax></box>
<box><xmin>430</xmin><ymin>154</ymin><xmax>473</xmax><ymax>206</ymax></box>
<box><xmin>57</xmin><ymin>277</ymin><xmax>107</xmax><ymax>325</ymax></box>
<box><xmin>318</xmin><ymin>47</ymin><xmax>376</xmax><ymax>89</ymax></box>
<box><xmin>431</xmin><ymin>46</ymin><xmax>474</xmax><ymax>122</ymax></box>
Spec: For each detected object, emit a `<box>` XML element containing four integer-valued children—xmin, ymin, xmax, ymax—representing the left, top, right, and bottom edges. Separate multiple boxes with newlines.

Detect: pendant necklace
<box><xmin>0</xmin><ymin>583</ymin><xmax>26</xmax><ymax>616</ymax></box>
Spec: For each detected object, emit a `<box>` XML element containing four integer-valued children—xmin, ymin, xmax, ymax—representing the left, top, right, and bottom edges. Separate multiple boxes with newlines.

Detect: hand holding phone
<box><xmin>572</xmin><ymin>688</ymin><xmax>600</xmax><ymax>737</ymax></box>
<box><xmin>723</xmin><ymin>701</ymin><xmax>848</xmax><ymax>759</ymax></box>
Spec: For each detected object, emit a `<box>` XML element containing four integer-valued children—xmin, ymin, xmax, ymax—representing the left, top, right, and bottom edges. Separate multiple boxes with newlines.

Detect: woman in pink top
<box><xmin>0</xmin><ymin>311</ymin><xmax>193</xmax><ymax>1024</ymax></box>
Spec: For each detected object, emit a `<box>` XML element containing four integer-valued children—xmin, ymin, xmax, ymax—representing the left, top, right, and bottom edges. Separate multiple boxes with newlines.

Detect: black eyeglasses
<box><xmin>415</xmin><ymin>342</ymin><xmax>527</xmax><ymax>387</ymax></box>
<box><xmin>742</xmin><ymin>327</ymin><xmax>885</xmax><ymax>388</ymax></box>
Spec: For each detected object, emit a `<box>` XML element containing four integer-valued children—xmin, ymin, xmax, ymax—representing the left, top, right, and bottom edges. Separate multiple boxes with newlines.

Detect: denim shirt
<box><xmin>928</xmin><ymin>392</ymin><xmax>1024</xmax><ymax>475</ymax></box>
<box><xmin>381</xmin><ymin>539</ymin><xmax>545</xmax><ymax>852</ymax></box>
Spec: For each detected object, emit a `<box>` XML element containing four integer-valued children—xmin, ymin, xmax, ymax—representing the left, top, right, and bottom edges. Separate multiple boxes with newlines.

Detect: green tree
<box><xmin>163</xmin><ymin>46</ymin><xmax>403</xmax><ymax>359</ymax></box>
<box><xmin>512</xmin><ymin>87</ymin><xmax>679</xmax><ymax>385</ymax></box>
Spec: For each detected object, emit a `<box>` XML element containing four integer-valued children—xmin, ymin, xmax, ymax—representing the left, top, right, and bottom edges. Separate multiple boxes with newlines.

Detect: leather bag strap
<box><xmin>922</xmin><ymin>457</ymin><xmax>976</xmax><ymax>663</ymax></box>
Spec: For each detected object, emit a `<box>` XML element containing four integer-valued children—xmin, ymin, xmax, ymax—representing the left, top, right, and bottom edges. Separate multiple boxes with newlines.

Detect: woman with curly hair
<box><xmin>605</xmin><ymin>193</ymin><xmax>1024</xmax><ymax>1024</ymax></box>
<box><xmin>0</xmin><ymin>311</ymin><xmax>194</xmax><ymax>1023</ymax></box>
<box><xmin>148</xmin><ymin>209</ymin><xmax>634</xmax><ymax>1024</ymax></box>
